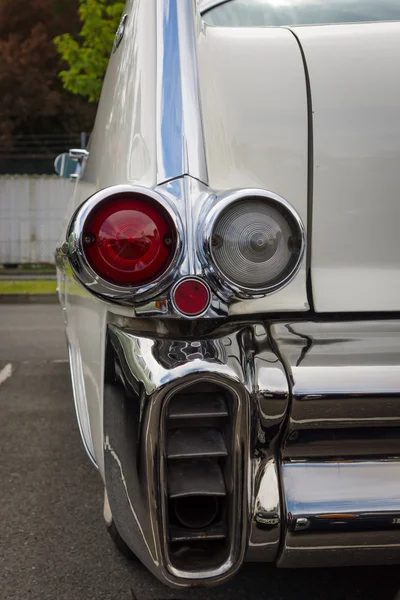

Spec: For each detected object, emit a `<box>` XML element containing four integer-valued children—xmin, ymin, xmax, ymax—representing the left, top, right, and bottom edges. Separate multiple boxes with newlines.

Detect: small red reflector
<box><xmin>82</xmin><ymin>196</ymin><xmax>175</xmax><ymax>285</ymax></box>
<box><xmin>172</xmin><ymin>279</ymin><xmax>210</xmax><ymax>316</ymax></box>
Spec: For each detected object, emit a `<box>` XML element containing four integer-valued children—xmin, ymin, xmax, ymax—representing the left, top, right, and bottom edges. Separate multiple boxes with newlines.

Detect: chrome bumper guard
<box><xmin>104</xmin><ymin>320</ymin><xmax>400</xmax><ymax>587</ymax></box>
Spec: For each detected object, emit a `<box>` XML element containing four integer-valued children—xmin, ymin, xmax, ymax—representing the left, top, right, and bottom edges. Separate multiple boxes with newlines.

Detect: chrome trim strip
<box><xmin>156</xmin><ymin>0</ymin><xmax>208</xmax><ymax>184</ymax></box>
<box><xmin>198</xmin><ymin>188</ymin><xmax>306</xmax><ymax>301</ymax></box>
<box><xmin>271</xmin><ymin>321</ymin><xmax>400</xmax><ymax>458</ymax></box>
<box><xmin>67</xmin><ymin>340</ymin><xmax>98</xmax><ymax>469</ymax></box>
<box><xmin>113</xmin><ymin>13</ymin><xmax>128</xmax><ymax>53</ymax></box>
<box><xmin>278</xmin><ymin>459</ymin><xmax>400</xmax><ymax>568</ymax></box>
<box><xmin>269</xmin><ymin>319</ymin><xmax>400</xmax><ymax>567</ymax></box>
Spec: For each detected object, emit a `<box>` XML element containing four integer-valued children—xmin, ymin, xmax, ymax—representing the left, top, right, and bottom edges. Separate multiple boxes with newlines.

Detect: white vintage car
<box><xmin>55</xmin><ymin>0</ymin><xmax>400</xmax><ymax>588</ymax></box>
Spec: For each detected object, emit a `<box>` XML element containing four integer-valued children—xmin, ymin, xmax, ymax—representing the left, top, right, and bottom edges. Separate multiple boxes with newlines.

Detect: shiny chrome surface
<box><xmin>271</xmin><ymin>319</ymin><xmax>400</xmax><ymax>567</ymax></box>
<box><xmin>198</xmin><ymin>188</ymin><xmax>306</xmax><ymax>301</ymax></box>
<box><xmin>60</xmin><ymin>176</ymin><xmax>306</xmax><ymax>314</ymax></box>
<box><xmin>58</xmin><ymin>175</ymin><xmax>231</xmax><ymax>316</ymax></box>
<box><xmin>67</xmin><ymin>339</ymin><xmax>97</xmax><ymax>469</ymax></box>
<box><xmin>69</xmin><ymin>149</ymin><xmax>89</xmax><ymax>161</ymax></box>
<box><xmin>113</xmin><ymin>13</ymin><xmax>128</xmax><ymax>53</ymax></box>
<box><xmin>159</xmin><ymin>378</ymin><xmax>247</xmax><ymax>580</ymax></box>
<box><xmin>61</xmin><ymin>184</ymin><xmax>185</xmax><ymax>305</ymax></box>
<box><xmin>279</xmin><ymin>460</ymin><xmax>400</xmax><ymax>568</ymax></box>
<box><xmin>246</xmin><ymin>323</ymin><xmax>289</xmax><ymax>561</ymax></box>
<box><xmin>63</xmin><ymin>0</ymin><xmax>310</xmax><ymax>316</ymax></box>
<box><xmin>67</xmin><ymin>148</ymin><xmax>89</xmax><ymax>180</ymax></box>
<box><xmin>271</xmin><ymin>320</ymin><xmax>400</xmax><ymax>458</ymax></box>
<box><xmin>247</xmin><ymin>457</ymin><xmax>282</xmax><ymax>562</ymax></box>
<box><xmin>103</xmin><ymin>321</ymin><xmax>287</xmax><ymax>586</ymax></box>
<box><xmin>156</xmin><ymin>0</ymin><xmax>208</xmax><ymax>185</ymax></box>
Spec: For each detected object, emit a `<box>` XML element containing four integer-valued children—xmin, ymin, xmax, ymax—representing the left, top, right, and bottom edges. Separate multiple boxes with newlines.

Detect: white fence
<box><xmin>0</xmin><ymin>176</ymin><xmax>73</xmax><ymax>264</ymax></box>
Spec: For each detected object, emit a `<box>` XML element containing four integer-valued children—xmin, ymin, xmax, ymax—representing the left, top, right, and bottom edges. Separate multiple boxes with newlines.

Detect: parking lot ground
<box><xmin>0</xmin><ymin>305</ymin><xmax>399</xmax><ymax>600</ymax></box>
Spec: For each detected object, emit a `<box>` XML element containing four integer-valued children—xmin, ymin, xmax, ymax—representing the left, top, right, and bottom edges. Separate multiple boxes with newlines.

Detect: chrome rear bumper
<box><xmin>103</xmin><ymin>319</ymin><xmax>400</xmax><ymax>587</ymax></box>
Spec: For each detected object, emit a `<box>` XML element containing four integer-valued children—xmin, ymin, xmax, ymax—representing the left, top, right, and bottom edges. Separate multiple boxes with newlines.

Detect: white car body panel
<box><xmin>197</xmin><ymin>25</ymin><xmax>309</xmax><ymax>312</ymax></box>
<box><xmin>84</xmin><ymin>0</ymin><xmax>158</xmax><ymax>192</ymax></box>
<box><xmin>293</xmin><ymin>22</ymin><xmax>400</xmax><ymax>312</ymax></box>
<box><xmin>62</xmin><ymin>0</ymin><xmax>160</xmax><ymax>472</ymax></box>
<box><xmin>65</xmin><ymin>289</ymin><xmax>107</xmax><ymax>473</ymax></box>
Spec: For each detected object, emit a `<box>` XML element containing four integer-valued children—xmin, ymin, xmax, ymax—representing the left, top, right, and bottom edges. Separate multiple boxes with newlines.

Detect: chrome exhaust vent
<box><xmin>168</xmin><ymin>459</ymin><xmax>226</xmax><ymax>498</ymax></box>
<box><xmin>167</xmin><ymin>428</ymin><xmax>228</xmax><ymax>459</ymax></box>
<box><xmin>162</xmin><ymin>383</ymin><xmax>242</xmax><ymax>572</ymax></box>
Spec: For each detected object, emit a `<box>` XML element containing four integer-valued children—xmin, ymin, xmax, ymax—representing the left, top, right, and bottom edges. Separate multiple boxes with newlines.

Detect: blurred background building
<box><xmin>0</xmin><ymin>0</ymin><xmax>112</xmax><ymax>266</ymax></box>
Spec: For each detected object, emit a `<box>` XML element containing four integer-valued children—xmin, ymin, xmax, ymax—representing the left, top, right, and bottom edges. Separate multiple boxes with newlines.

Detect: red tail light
<box><xmin>82</xmin><ymin>196</ymin><xmax>176</xmax><ymax>285</ymax></box>
<box><xmin>172</xmin><ymin>278</ymin><xmax>211</xmax><ymax>316</ymax></box>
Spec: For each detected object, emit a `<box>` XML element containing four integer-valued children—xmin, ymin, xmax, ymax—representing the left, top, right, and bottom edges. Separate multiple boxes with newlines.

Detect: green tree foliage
<box><xmin>54</xmin><ymin>0</ymin><xmax>124</xmax><ymax>103</ymax></box>
<box><xmin>0</xmin><ymin>0</ymin><xmax>96</xmax><ymax>152</ymax></box>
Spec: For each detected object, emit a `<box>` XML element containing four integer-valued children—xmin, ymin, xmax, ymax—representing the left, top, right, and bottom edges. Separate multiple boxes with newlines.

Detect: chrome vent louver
<box><xmin>163</xmin><ymin>384</ymin><xmax>238</xmax><ymax>570</ymax></box>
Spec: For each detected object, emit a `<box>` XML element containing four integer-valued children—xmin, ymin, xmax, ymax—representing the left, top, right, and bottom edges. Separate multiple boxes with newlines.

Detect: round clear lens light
<box><xmin>211</xmin><ymin>198</ymin><xmax>302</xmax><ymax>291</ymax></box>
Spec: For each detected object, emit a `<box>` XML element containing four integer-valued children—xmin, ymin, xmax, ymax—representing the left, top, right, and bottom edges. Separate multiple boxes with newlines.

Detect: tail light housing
<box><xmin>66</xmin><ymin>185</ymin><xmax>181</xmax><ymax>303</ymax></box>
<box><xmin>65</xmin><ymin>185</ymin><xmax>304</xmax><ymax>311</ymax></box>
<box><xmin>201</xmin><ymin>189</ymin><xmax>305</xmax><ymax>300</ymax></box>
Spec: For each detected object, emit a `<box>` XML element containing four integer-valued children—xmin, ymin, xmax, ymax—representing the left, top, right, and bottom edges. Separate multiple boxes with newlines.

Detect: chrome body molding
<box><xmin>67</xmin><ymin>339</ymin><xmax>97</xmax><ymax>469</ymax></box>
<box><xmin>271</xmin><ymin>320</ymin><xmax>400</xmax><ymax>456</ymax></box>
<box><xmin>103</xmin><ymin>321</ymin><xmax>288</xmax><ymax>586</ymax></box>
<box><xmin>113</xmin><ymin>13</ymin><xmax>128</xmax><ymax>53</ymax></box>
<box><xmin>101</xmin><ymin>318</ymin><xmax>400</xmax><ymax>585</ymax></box>
<box><xmin>279</xmin><ymin>460</ymin><xmax>400</xmax><ymax>567</ymax></box>
<box><xmin>272</xmin><ymin>320</ymin><xmax>400</xmax><ymax>567</ymax></box>
<box><xmin>156</xmin><ymin>0</ymin><xmax>208</xmax><ymax>184</ymax></box>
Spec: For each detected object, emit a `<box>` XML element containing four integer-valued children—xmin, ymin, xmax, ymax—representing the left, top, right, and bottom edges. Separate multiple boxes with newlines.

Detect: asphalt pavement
<box><xmin>0</xmin><ymin>305</ymin><xmax>399</xmax><ymax>600</ymax></box>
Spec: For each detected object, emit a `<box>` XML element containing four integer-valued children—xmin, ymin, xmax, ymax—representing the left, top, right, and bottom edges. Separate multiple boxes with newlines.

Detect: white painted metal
<box><xmin>0</xmin><ymin>176</ymin><xmax>72</xmax><ymax>264</ymax></box>
<box><xmin>197</xmin><ymin>25</ymin><xmax>309</xmax><ymax>312</ymax></box>
<box><xmin>293</xmin><ymin>22</ymin><xmax>400</xmax><ymax>312</ymax></box>
<box><xmin>64</xmin><ymin>0</ymin><xmax>161</xmax><ymax>475</ymax></box>
<box><xmin>83</xmin><ymin>0</ymin><xmax>158</xmax><ymax>191</ymax></box>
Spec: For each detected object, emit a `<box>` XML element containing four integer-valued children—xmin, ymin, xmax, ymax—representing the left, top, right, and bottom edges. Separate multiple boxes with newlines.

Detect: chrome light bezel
<box><xmin>199</xmin><ymin>188</ymin><xmax>306</xmax><ymax>301</ymax></box>
<box><xmin>65</xmin><ymin>185</ymin><xmax>185</xmax><ymax>305</ymax></box>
